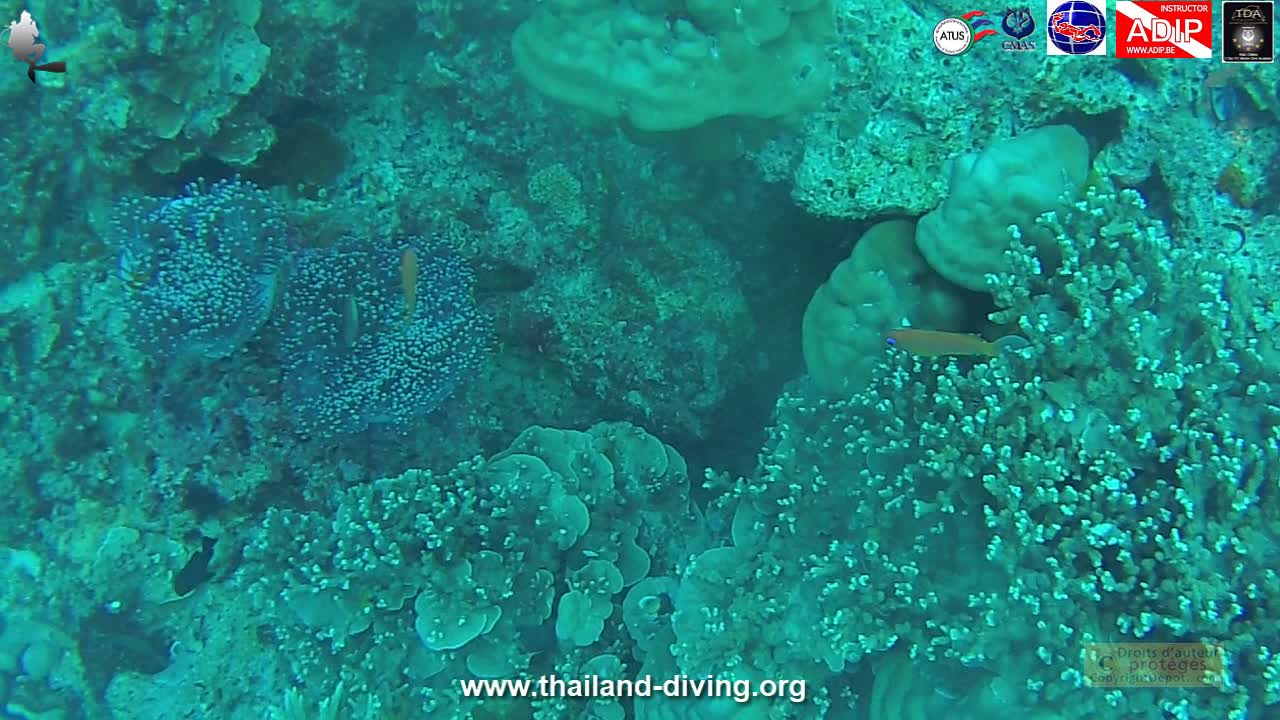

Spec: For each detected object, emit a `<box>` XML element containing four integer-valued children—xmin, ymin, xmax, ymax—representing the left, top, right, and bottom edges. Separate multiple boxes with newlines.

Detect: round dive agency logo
<box><xmin>934</xmin><ymin>10</ymin><xmax>998</xmax><ymax>54</ymax></box>
<box><xmin>1047</xmin><ymin>0</ymin><xmax>1108</xmax><ymax>54</ymax></box>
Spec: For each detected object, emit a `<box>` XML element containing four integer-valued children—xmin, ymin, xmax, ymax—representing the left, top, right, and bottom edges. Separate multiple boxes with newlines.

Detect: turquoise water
<box><xmin>1</xmin><ymin>1</ymin><xmax>1277</xmax><ymax>719</ymax></box>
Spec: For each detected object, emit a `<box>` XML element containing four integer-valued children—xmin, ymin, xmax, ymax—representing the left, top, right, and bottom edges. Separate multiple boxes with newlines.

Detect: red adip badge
<box><xmin>1116</xmin><ymin>1</ymin><xmax>1213</xmax><ymax>57</ymax></box>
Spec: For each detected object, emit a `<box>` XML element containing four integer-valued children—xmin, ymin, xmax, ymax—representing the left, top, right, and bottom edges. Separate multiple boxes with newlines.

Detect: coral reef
<box><xmin>109</xmin><ymin>178</ymin><xmax>291</xmax><ymax>360</ymax></box>
<box><xmin>239</xmin><ymin>422</ymin><xmax>707</xmax><ymax>717</ymax></box>
<box><xmin>801</xmin><ymin>218</ymin><xmax>964</xmax><ymax>395</ymax></box>
<box><xmin>3</xmin><ymin>1</ymin><xmax>1280</xmax><ymax>720</ymax></box>
<box><xmin>914</xmin><ymin>125</ymin><xmax>1090</xmax><ymax>291</ymax></box>
<box><xmin>511</xmin><ymin>0</ymin><xmax>834</xmax><ymax>130</ymax></box>
<box><xmin>277</xmin><ymin>236</ymin><xmax>489</xmax><ymax>438</ymax></box>
<box><xmin>697</xmin><ymin>188</ymin><xmax>1280</xmax><ymax>719</ymax></box>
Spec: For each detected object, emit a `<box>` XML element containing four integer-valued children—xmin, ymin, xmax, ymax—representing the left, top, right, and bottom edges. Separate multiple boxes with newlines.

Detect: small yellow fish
<box><xmin>401</xmin><ymin>247</ymin><xmax>418</xmax><ymax>323</ymax></box>
<box><xmin>885</xmin><ymin>329</ymin><xmax>1026</xmax><ymax>357</ymax></box>
<box><xmin>339</xmin><ymin>295</ymin><xmax>360</xmax><ymax>348</ymax></box>
<box><xmin>118</xmin><ymin>248</ymin><xmax>151</xmax><ymax>291</ymax></box>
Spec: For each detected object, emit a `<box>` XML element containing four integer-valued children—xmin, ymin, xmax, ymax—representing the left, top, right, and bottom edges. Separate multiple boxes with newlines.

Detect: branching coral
<box><xmin>243</xmin><ymin>422</ymin><xmax>707</xmax><ymax>718</ymax></box>
<box><xmin>675</xmin><ymin>187</ymin><xmax>1279</xmax><ymax>719</ymax></box>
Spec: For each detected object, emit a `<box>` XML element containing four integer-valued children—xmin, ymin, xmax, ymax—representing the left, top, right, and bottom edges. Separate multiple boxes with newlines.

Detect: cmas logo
<box><xmin>1002</xmin><ymin>6</ymin><xmax>1038</xmax><ymax>49</ymax></box>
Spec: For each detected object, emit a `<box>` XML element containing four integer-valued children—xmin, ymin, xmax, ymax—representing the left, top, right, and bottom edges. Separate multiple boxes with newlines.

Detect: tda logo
<box><xmin>1222</xmin><ymin>1</ymin><xmax>1274</xmax><ymax>62</ymax></box>
<box><xmin>1116</xmin><ymin>1</ymin><xmax>1212</xmax><ymax>57</ymax></box>
<box><xmin>934</xmin><ymin>10</ymin><xmax>999</xmax><ymax>54</ymax></box>
<box><xmin>1002</xmin><ymin>6</ymin><xmax>1039</xmax><ymax>49</ymax></box>
<box><xmin>1230</xmin><ymin>3</ymin><xmax>1267</xmax><ymax>19</ymax></box>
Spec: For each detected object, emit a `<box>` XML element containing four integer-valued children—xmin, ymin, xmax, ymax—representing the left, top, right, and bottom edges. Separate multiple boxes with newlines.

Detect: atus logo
<box><xmin>933</xmin><ymin>10</ymin><xmax>999</xmax><ymax>55</ymax></box>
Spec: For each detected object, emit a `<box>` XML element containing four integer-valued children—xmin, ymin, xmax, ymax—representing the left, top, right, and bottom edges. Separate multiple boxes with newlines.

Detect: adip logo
<box><xmin>4</xmin><ymin>10</ymin><xmax>67</xmax><ymax>83</ymax></box>
<box><xmin>934</xmin><ymin>10</ymin><xmax>999</xmax><ymax>54</ymax></box>
<box><xmin>1002</xmin><ymin>7</ymin><xmax>1039</xmax><ymax>49</ymax></box>
<box><xmin>1047</xmin><ymin>0</ymin><xmax>1108</xmax><ymax>54</ymax></box>
<box><xmin>1116</xmin><ymin>1</ymin><xmax>1212</xmax><ymax>58</ymax></box>
<box><xmin>1222</xmin><ymin>1</ymin><xmax>1274</xmax><ymax>62</ymax></box>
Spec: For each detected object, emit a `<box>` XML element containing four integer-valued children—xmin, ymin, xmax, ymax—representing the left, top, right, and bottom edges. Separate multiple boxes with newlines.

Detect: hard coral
<box><xmin>245</xmin><ymin>422</ymin><xmax>706</xmax><ymax>718</ymax></box>
<box><xmin>802</xmin><ymin>219</ymin><xmax>964</xmax><ymax>395</ymax></box>
<box><xmin>512</xmin><ymin>0</ymin><xmax>834</xmax><ymax>131</ymax></box>
<box><xmin>915</xmin><ymin>124</ymin><xmax>1090</xmax><ymax>291</ymax></box>
<box><xmin>726</xmin><ymin>187</ymin><xmax>1279</xmax><ymax>719</ymax></box>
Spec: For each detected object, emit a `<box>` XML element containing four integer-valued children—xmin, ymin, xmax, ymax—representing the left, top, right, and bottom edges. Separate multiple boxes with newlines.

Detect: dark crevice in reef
<box><xmin>684</xmin><ymin>200</ymin><xmax>851</xmax><ymax>484</ymax></box>
<box><xmin>77</xmin><ymin>606</ymin><xmax>172</xmax><ymax>700</ymax></box>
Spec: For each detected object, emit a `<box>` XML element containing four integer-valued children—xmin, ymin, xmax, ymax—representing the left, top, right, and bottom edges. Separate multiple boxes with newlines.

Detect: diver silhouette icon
<box><xmin>4</xmin><ymin>11</ymin><xmax>67</xmax><ymax>84</ymax></box>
